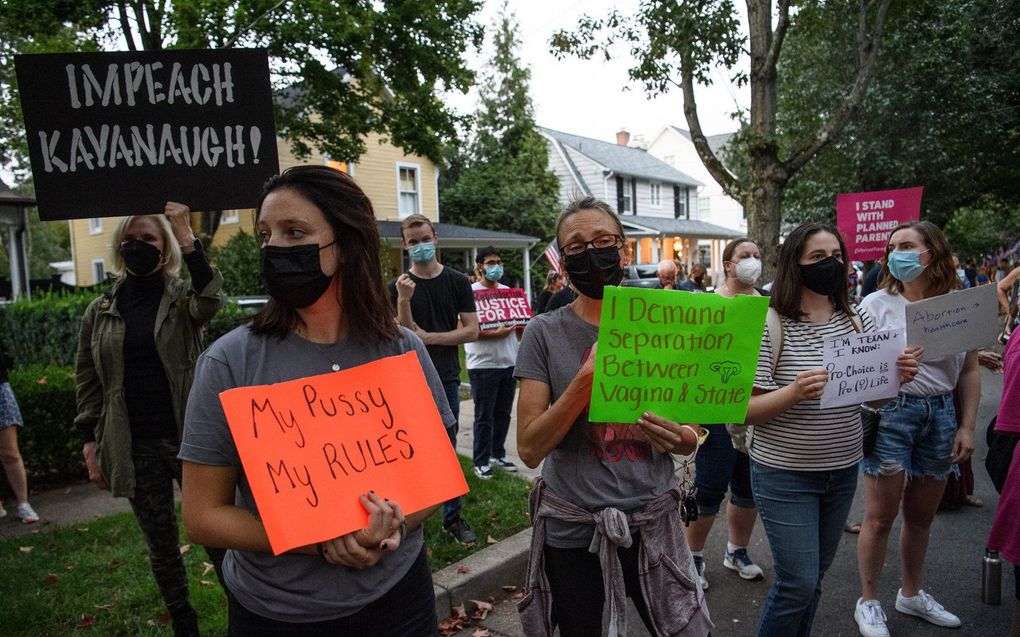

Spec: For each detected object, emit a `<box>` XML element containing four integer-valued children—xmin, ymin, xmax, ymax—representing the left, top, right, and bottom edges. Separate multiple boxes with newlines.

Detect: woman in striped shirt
<box><xmin>744</xmin><ymin>223</ymin><xmax>918</xmax><ymax>636</ymax></box>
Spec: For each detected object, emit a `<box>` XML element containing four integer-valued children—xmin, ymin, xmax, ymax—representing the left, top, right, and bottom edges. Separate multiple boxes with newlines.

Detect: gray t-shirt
<box><xmin>179</xmin><ymin>325</ymin><xmax>455</xmax><ymax>622</ymax></box>
<box><xmin>514</xmin><ymin>306</ymin><xmax>676</xmax><ymax>548</ymax></box>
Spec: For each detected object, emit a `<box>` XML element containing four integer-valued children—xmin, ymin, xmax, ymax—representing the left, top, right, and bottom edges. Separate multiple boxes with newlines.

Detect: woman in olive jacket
<box><xmin>74</xmin><ymin>203</ymin><xmax>223</xmax><ymax>637</ymax></box>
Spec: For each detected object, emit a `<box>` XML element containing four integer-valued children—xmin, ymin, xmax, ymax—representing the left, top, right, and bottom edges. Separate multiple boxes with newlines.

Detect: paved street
<box><xmin>451</xmin><ymin>366</ymin><xmax>1013</xmax><ymax>636</ymax></box>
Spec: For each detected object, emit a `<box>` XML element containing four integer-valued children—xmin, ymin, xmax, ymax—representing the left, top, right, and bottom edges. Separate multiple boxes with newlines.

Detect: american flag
<box><xmin>543</xmin><ymin>240</ymin><xmax>562</xmax><ymax>274</ymax></box>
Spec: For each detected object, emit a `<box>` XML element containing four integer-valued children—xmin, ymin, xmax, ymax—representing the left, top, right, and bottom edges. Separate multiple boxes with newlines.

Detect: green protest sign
<box><xmin>589</xmin><ymin>287</ymin><xmax>769</xmax><ymax>424</ymax></box>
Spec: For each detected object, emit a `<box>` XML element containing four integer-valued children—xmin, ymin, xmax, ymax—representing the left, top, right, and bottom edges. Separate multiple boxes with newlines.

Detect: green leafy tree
<box><xmin>210</xmin><ymin>229</ymin><xmax>262</xmax><ymax>295</ymax></box>
<box><xmin>778</xmin><ymin>0</ymin><xmax>1020</xmax><ymax>231</ymax></box>
<box><xmin>550</xmin><ymin>0</ymin><xmax>893</xmax><ymax>278</ymax></box>
<box><xmin>440</xmin><ymin>5</ymin><xmax>560</xmax><ymax>288</ymax></box>
<box><xmin>0</xmin><ymin>0</ymin><xmax>484</xmax><ymax>234</ymax></box>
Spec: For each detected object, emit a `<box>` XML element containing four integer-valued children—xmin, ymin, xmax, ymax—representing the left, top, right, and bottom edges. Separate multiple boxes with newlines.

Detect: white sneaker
<box><xmin>473</xmin><ymin>464</ymin><xmax>494</xmax><ymax>480</ymax></box>
<box><xmin>895</xmin><ymin>588</ymin><xmax>961</xmax><ymax>628</ymax></box>
<box><xmin>723</xmin><ymin>548</ymin><xmax>765</xmax><ymax>581</ymax></box>
<box><xmin>855</xmin><ymin>598</ymin><xmax>890</xmax><ymax>637</ymax></box>
<box><xmin>17</xmin><ymin>502</ymin><xmax>39</xmax><ymax>524</ymax></box>
<box><xmin>693</xmin><ymin>555</ymin><xmax>709</xmax><ymax>590</ymax></box>
<box><xmin>491</xmin><ymin>457</ymin><xmax>519</xmax><ymax>472</ymax></box>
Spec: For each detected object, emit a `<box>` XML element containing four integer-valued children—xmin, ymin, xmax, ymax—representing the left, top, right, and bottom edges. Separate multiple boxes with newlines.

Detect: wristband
<box><xmin>681</xmin><ymin>425</ymin><xmax>709</xmax><ymax>447</ymax></box>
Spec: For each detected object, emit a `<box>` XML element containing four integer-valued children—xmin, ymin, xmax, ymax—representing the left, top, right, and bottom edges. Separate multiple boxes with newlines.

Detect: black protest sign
<box><xmin>15</xmin><ymin>48</ymin><xmax>280</xmax><ymax>220</ymax></box>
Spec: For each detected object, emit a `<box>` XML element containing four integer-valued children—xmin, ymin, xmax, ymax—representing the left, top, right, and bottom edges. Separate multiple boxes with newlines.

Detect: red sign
<box><xmin>218</xmin><ymin>352</ymin><xmax>468</xmax><ymax>555</ymax></box>
<box><xmin>836</xmin><ymin>187</ymin><xmax>923</xmax><ymax>261</ymax></box>
<box><xmin>474</xmin><ymin>288</ymin><xmax>533</xmax><ymax>332</ymax></box>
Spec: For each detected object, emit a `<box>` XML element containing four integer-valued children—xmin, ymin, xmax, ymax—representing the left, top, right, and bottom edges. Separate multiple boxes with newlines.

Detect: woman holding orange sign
<box><xmin>180</xmin><ymin>166</ymin><xmax>455</xmax><ymax>636</ymax></box>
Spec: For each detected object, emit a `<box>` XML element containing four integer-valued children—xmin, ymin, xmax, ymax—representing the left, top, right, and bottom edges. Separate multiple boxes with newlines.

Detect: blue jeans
<box><xmin>442</xmin><ymin>380</ymin><xmax>462</xmax><ymax>526</ymax></box>
<box><xmin>694</xmin><ymin>425</ymin><xmax>755</xmax><ymax>516</ymax></box>
<box><xmin>468</xmin><ymin>367</ymin><xmax>516</xmax><ymax>467</ymax></box>
<box><xmin>861</xmin><ymin>391</ymin><xmax>958</xmax><ymax>480</ymax></box>
<box><xmin>750</xmin><ymin>460</ymin><xmax>858</xmax><ymax>637</ymax></box>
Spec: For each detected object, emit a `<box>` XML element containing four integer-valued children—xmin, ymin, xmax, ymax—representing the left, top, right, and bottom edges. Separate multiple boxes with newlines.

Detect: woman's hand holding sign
<box><xmin>793</xmin><ymin>369</ymin><xmax>829</xmax><ymax>402</ymax></box>
<box><xmin>320</xmin><ymin>493</ymin><xmax>406</xmax><ymax>569</ymax></box>
<box><xmin>636</xmin><ymin>412</ymin><xmax>701</xmax><ymax>455</ymax></box>
<box><xmin>897</xmin><ymin>346</ymin><xmax>923</xmax><ymax>384</ymax></box>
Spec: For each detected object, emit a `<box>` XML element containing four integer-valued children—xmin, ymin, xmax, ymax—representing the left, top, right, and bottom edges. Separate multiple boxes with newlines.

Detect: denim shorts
<box><xmin>860</xmin><ymin>391</ymin><xmax>959</xmax><ymax>480</ymax></box>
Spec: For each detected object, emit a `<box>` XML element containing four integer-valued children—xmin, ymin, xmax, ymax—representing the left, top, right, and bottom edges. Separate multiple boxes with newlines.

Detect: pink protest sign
<box><xmin>474</xmin><ymin>288</ymin><xmax>533</xmax><ymax>332</ymax></box>
<box><xmin>836</xmin><ymin>187</ymin><xmax>923</xmax><ymax>261</ymax></box>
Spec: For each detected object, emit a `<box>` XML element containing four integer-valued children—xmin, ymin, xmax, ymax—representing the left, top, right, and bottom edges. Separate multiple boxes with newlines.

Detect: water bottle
<box><xmin>982</xmin><ymin>549</ymin><xmax>1002</xmax><ymax>605</ymax></box>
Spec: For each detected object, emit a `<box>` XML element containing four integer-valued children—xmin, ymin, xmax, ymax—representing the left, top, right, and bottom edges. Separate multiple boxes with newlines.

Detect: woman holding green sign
<box><xmin>514</xmin><ymin>195</ymin><xmax>713</xmax><ymax>637</ymax></box>
<box><xmin>854</xmin><ymin>221</ymin><xmax>980</xmax><ymax>636</ymax></box>
<box><xmin>744</xmin><ymin>222</ymin><xmax>919</xmax><ymax>637</ymax></box>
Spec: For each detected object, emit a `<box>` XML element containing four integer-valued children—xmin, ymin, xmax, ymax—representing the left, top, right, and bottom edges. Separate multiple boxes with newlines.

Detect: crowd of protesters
<box><xmin>3</xmin><ymin>165</ymin><xmax>1018</xmax><ymax>637</ymax></box>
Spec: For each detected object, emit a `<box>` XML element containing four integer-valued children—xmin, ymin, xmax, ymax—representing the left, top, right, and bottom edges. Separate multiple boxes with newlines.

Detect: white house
<box><xmin>541</xmin><ymin>127</ymin><xmax>742</xmax><ymax>280</ymax></box>
<box><xmin>646</xmin><ymin>126</ymin><xmax>747</xmax><ymax>234</ymax></box>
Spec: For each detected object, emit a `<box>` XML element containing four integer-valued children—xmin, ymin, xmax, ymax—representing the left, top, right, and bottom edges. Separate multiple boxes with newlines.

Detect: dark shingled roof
<box><xmin>377</xmin><ymin>221</ymin><xmax>537</xmax><ymax>249</ymax></box>
<box><xmin>620</xmin><ymin>215</ymin><xmax>744</xmax><ymax>240</ymax></box>
<box><xmin>671</xmin><ymin>127</ymin><xmax>736</xmax><ymax>165</ymax></box>
<box><xmin>542</xmin><ymin>128</ymin><xmax>702</xmax><ymax>187</ymax></box>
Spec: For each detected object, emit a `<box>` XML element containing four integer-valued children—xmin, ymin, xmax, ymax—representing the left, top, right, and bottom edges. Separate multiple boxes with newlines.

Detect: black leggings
<box><xmin>543</xmin><ymin>533</ymin><xmax>656</xmax><ymax>637</ymax></box>
<box><xmin>129</xmin><ymin>438</ymin><xmax>225</xmax><ymax>624</ymax></box>
<box><xmin>227</xmin><ymin>545</ymin><xmax>438</xmax><ymax>636</ymax></box>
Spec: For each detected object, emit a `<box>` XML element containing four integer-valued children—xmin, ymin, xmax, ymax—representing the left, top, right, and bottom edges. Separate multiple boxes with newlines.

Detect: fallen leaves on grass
<box><xmin>75</xmin><ymin>615</ymin><xmax>96</xmax><ymax>628</ymax></box>
<box><xmin>199</xmin><ymin>579</ymin><xmax>215</xmax><ymax>586</ymax></box>
<box><xmin>485</xmin><ymin>535</ymin><xmax>497</xmax><ymax>545</ymax></box>
<box><xmin>94</xmin><ymin>603</ymin><xmax>114</xmax><ymax>611</ymax></box>
<box><xmin>19</xmin><ymin>546</ymin><xmax>33</xmax><ymax>553</ymax></box>
<box><xmin>108</xmin><ymin>559</ymin><xmax>124</xmax><ymax>570</ymax></box>
<box><xmin>44</xmin><ymin>573</ymin><xmax>59</xmax><ymax>584</ymax></box>
<box><xmin>202</xmin><ymin>561</ymin><xmax>215</xmax><ymax>576</ymax></box>
<box><xmin>179</xmin><ymin>544</ymin><xmax>192</xmax><ymax>554</ymax></box>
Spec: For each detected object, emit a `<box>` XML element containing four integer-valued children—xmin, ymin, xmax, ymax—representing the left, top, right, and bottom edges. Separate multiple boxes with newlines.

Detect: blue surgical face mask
<box><xmin>484</xmin><ymin>264</ymin><xmax>503</xmax><ymax>282</ymax></box>
<box><xmin>408</xmin><ymin>241</ymin><xmax>436</xmax><ymax>264</ymax></box>
<box><xmin>887</xmin><ymin>249</ymin><xmax>929</xmax><ymax>283</ymax></box>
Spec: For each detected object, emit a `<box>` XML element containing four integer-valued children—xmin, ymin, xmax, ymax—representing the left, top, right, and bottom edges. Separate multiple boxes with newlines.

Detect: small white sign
<box><xmin>905</xmin><ymin>285</ymin><xmax>998</xmax><ymax>359</ymax></box>
<box><xmin>821</xmin><ymin>328</ymin><xmax>904</xmax><ymax>409</ymax></box>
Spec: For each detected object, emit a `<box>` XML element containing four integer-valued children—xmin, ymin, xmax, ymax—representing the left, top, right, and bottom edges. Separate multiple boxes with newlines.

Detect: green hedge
<box><xmin>0</xmin><ymin>289</ymin><xmax>98</xmax><ymax>367</ymax></box>
<box><xmin>5</xmin><ymin>365</ymin><xmax>82</xmax><ymax>486</ymax></box>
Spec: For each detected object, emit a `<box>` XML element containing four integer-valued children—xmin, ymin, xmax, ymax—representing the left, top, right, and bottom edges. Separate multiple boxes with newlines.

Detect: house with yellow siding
<box><xmin>68</xmin><ymin>132</ymin><xmax>441</xmax><ymax>286</ymax></box>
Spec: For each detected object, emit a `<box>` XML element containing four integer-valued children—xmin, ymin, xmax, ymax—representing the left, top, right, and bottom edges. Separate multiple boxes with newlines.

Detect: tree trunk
<box><xmin>747</xmin><ymin>159</ymin><xmax>785</xmax><ymax>283</ymax></box>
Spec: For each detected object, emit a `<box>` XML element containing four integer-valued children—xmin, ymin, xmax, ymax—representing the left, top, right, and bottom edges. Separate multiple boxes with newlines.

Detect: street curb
<box><xmin>433</xmin><ymin>527</ymin><xmax>532</xmax><ymax>620</ymax></box>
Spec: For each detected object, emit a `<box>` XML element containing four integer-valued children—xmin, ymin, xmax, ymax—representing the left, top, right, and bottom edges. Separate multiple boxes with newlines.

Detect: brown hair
<box><xmin>721</xmin><ymin>237</ymin><xmax>755</xmax><ymax>278</ymax></box>
<box><xmin>770</xmin><ymin>222</ymin><xmax>855</xmax><ymax>320</ymax></box>
<box><xmin>400</xmin><ymin>213</ymin><xmax>436</xmax><ymax>241</ymax></box>
<box><xmin>555</xmin><ymin>195</ymin><xmax>626</xmax><ymax>245</ymax></box>
<box><xmin>250</xmin><ymin>165</ymin><xmax>398</xmax><ymax>342</ymax></box>
<box><xmin>544</xmin><ymin>270</ymin><xmax>562</xmax><ymax>290</ymax></box>
<box><xmin>878</xmin><ymin>221</ymin><xmax>961</xmax><ymax>297</ymax></box>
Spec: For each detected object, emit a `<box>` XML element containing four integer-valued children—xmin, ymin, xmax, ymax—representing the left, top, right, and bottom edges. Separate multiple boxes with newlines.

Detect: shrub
<box><xmin>206</xmin><ymin>300</ymin><xmax>252</xmax><ymax>342</ymax></box>
<box><xmin>211</xmin><ymin>230</ymin><xmax>263</xmax><ymax>296</ymax></box>
<box><xmin>0</xmin><ymin>289</ymin><xmax>98</xmax><ymax>367</ymax></box>
<box><xmin>4</xmin><ymin>365</ymin><xmax>82</xmax><ymax>486</ymax></box>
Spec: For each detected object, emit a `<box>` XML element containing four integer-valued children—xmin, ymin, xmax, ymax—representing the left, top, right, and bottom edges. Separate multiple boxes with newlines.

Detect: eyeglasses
<box><xmin>561</xmin><ymin>234</ymin><xmax>624</xmax><ymax>257</ymax></box>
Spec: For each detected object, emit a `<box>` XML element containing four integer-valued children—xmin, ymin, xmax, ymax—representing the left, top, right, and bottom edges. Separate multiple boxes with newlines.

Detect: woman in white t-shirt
<box><xmin>853</xmin><ymin>221</ymin><xmax>980</xmax><ymax>636</ymax></box>
<box><xmin>744</xmin><ymin>223</ymin><xmax>918</xmax><ymax>637</ymax></box>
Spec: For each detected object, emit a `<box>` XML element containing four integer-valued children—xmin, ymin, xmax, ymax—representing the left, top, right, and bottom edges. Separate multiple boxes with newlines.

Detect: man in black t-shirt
<box><xmin>388</xmin><ymin>214</ymin><xmax>480</xmax><ymax>544</ymax></box>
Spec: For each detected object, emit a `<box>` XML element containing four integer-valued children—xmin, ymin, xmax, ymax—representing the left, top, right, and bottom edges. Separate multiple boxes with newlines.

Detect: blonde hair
<box><xmin>110</xmin><ymin>215</ymin><xmax>182</xmax><ymax>277</ymax></box>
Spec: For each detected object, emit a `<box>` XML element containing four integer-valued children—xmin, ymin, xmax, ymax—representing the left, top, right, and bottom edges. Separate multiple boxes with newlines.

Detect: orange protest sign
<box><xmin>218</xmin><ymin>351</ymin><xmax>468</xmax><ymax>555</ymax></box>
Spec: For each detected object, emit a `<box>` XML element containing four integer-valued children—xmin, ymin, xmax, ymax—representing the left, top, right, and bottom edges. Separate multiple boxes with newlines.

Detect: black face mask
<box><xmin>799</xmin><ymin>255</ymin><xmax>845</xmax><ymax>296</ymax></box>
<box><xmin>261</xmin><ymin>242</ymin><xmax>335</xmax><ymax>309</ymax></box>
<box><xmin>563</xmin><ymin>246</ymin><xmax>624</xmax><ymax>300</ymax></box>
<box><xmin>120</xmin><ymin>239</ymin><xmax>162</xmax><ymax>276</ymax></box>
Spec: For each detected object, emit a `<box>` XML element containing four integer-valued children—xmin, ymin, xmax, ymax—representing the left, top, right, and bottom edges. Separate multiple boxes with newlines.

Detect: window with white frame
<box><xmin>91</xmin><ymin>259</ymin><xmax>106</xmax><ymax>284</ymax></box>
<box><xmin>397</xmin><ymin>164</ymin><xmax>421</xmax><ymax>217</ymax></box>
<box><xmin>650</xmin><ymin>182</ymin><xmax>662</xmax><ymax>207</ymax></box>
<box><xmin>89</xmin><ymin>218</ymin><xmax>102</xmax><ymax>234</ymax></box>
<box><xmin>621</xmin><ymin>178</ymin><xmax>634</xmax><ymax>213</ymax></box>
<box><xmin>220</xmin><ymin>210</ymin><xmax>239</xmax><ymax>224</ymax></box>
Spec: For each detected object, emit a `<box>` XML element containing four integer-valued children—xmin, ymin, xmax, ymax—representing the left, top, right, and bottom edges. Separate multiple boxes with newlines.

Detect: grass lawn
<box><xmin>0</xmin><ymin>455</ymin><xmax>530</xmax><ymax>636</ymax></box>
